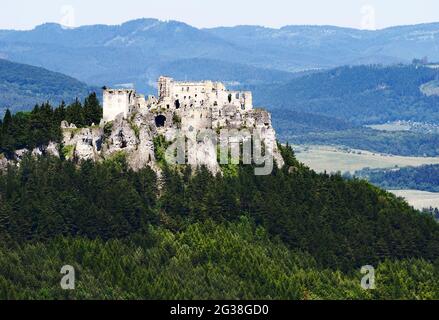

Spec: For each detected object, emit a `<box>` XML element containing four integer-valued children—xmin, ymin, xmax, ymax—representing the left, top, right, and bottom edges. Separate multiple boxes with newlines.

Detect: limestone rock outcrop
<box><xmin>1</xmin><ymin>77</ymin><xmax>285</xmax><ymax>176</ymax></box>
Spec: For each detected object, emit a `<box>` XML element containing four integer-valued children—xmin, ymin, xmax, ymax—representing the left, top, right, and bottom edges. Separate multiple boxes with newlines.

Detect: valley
<box><xmin>1</xmin><ymin>15</ymin><xmax>439</xmax><ymax>300</ymax></box>
<box><xmin>294</xmin><ymin>145</ymin><xmax>439</xmax><ymax>174</ymax></box>
<box><xmin>390</xmin><ymin>190</ymin><xmax>439</xmax><ymax>211</ymax></box>
<box><xmin>0</xmin><ymin>58</ymin><xmax>95</xmax><ymax>113</ymax></box>
<box><xmin>295</xmin><ymin>144</ymin><xmax>439</xmax><ymax>210</ymax></box>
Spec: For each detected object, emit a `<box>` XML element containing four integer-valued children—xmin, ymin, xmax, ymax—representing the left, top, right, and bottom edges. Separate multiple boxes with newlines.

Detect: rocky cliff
<box><xmin>2</xmin><ymin>105</ymin><xmax>284</xmax><ymax>176</ymax></box>
<box><xmin>58</xmin><ymin>104</ymin><xmax>284</xmax><ymax>175</ymax></box>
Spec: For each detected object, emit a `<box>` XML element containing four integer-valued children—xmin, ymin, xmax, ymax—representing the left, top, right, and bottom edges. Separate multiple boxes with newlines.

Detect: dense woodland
<box><xmin>0</xmin><ymin>140</ymin><xmax>439</xmax><ymax>298</ymax></box>
<box><xmin>0</xmin><ymin>93</ymin><xmax>101</xmax><ymax>157</ymax></box>
<box><xmin>291</xmin><ymin>127</ymin><xmax>439</xmax><ymax>157</ymax></box>
<box><xmin>1</xmin><ymin>97</ymin><xmax>439</xmax><ymax>299</ymax></box>
<box><xmin>356</xmin><ymin>165</ymin><xmax>439</xmax><ymax>193</ymax></box>
<box><xmin>252</xmin><ymin>64</ymin><xmax>439</xmax><ymax>156</ymax></box>
<box><xmin>257</xmin><ymin>65</ymin><xmax>439</xmax><ymax>125</ymax></box>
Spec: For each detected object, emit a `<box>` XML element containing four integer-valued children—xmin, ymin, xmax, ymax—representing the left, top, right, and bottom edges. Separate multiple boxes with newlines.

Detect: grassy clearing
<box><xmin>294</xmin><ymin>145</ymin><xmax>439</xmax><ymax>174</ymax></box>
<box><xmin>366</xmin><ymin>123</ymin><xmax>411</xmax><ymax>132</ymax></box>
<box><xmin>390</xmin><ymin>190</ymin><xmax>439</xmax><ymax>210</ymax></box>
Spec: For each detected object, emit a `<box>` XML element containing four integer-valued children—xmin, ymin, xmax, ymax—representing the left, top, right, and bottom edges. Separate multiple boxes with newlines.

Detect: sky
<box><xmin>1</xmin><ymin>0</ymin><xmax>439</xmax><ymax>30</ymax></box>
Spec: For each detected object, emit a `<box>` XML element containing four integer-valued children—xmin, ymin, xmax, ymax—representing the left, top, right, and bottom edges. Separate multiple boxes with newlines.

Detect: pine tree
<box><xmin>66</xmin><ymin>98</ymin><xmax>84</xmax><ymax>127</ymax></box>
<box><xmin>83</xmin><ymin>93</ymin><xmax>102</xmax><ymax>126</ymax></box>
<box><xmin>54</xmin><ymin>101</ymin><xmax>67</xmax><ymax>124</ymax></box>
<box><xmin>2</xmin><ymin>109</ymin><xmax>12</xmax><ymax>131</ymax></box>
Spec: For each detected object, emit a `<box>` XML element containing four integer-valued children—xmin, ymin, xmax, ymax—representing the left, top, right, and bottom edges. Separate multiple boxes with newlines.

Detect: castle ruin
<box><xmin>104</xmin><ymin>76</ymin><xmax>254</xmax><ymax>128</ymax></box>
<box><xmin>62</xmin><ymin>76</ymin><xmax>284</xmax><ymax>174</ymax></box>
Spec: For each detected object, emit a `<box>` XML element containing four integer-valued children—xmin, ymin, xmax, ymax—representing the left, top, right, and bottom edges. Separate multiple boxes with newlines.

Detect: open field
<box><xmin>294</xmin><ymin>145</ymin><xmax>439</xmax><ymax>173</ymax></box>
<box><xmin>390</xmin><ymin>190</ymin><xmax>439</xmax><ymax>210</ymax></box>
<box><xmin>366</xmin><ymin>123</ymin><xmax>411</xmax><ymax>132</ymax></box>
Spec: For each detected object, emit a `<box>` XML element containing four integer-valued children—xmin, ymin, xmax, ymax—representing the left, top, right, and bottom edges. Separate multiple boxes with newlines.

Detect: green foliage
<box><xmin>292</xmin><ymin>127</ymin><xmax>439</xmax><ymax>157</ymax></box>
<box><xmin>172</xmin><ymin>112</ymin><xmax>181</xmax><ymax>128</ymax></box>
<box><xmin>1</xmin><ymin>148</ymin><xmax>439</xmax><ymax>272</ymax></box>
<box><xmin>83</xmin><ymin>93</ymin><xmax>102</xmax><ymax>126</ymax></box>
<box><xmin>356</xmin><ymin>165</ymin><xmax>439</xmax><ymax>193</ymax></box>
<box><xmin>1</xmin><ymin>136</ymin><xmax>439</xmax><ymax>299</ymax></box>
<box><xmin>221</xmin><ymin>164</ymin><xmax>239</xmax><ymax>178</ymax></box>
<box><xmin>0</xmin><ymin>58</ymin><xmax>95</xmax><ymax>114</ymax></box>
<box><xmin>0</xmin><ymin>155</ymin><xmax>157</xmax><ymax>242</ymax></box>
<box><xmin>104</xmin><ymin>151</ymin><xmax>129</xmax><ymax>172</ymax></box>
<box><xmin>0</xmin><ymin>219</ymin><xmax>437</xmax><ymax>299</ymax></box>
<box><xmin>61</xmin><ymin>145</ymin><xmax>75</xmax><ymax>160</ymax></box>
<box><xmin>153</xmin><ymin>135</ymin><xmax>171</xmax><ymax>166</ymax></box>
<box><xmin>256</xmin><ymin>64</ymin><xmax>439</xmax><ymax>156</ymax></box>
<box><xmin>260</xmin><ymin>65</ymin><xmax>439</xmax><ymax>125</ymax></box>
<box><xmin>0</xmin><ymin>103</ymin><xmax>61</xmax><ymax>157</ymax></box>
<box><xmin>0</xmin><ymin>94</ymin><xmax>102</xmax><ymax>156</ymax></box>
<box><xmin>128</xmin><ymin>117</ymin><xmax>140</xmax><ymax>140</ymax></box>
<box><xmin>103</xmin><ymin>121</ymin><xmax>114</xmax><ymax>142</ymax></box>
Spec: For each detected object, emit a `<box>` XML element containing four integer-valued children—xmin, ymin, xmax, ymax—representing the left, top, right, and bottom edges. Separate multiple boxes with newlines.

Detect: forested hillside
<box><xmin>291</xmin><ymin>128</ymin><xmax>439</xmax><ymax>157</ymax></box>
<box><xmin>255</xmin><ymin>64</ymin><xmax>439</xmax><ymax>125</ymax></box>
<box><xmin>272</xmin><ymin>110</ymin><xmax>355</xmax><ymax>136</ymax></box>
<box><xmin>0</xmin><ymin>59</ymin><xmax>95</xmax><ymax>114</ymax></box>
<box><xmin>1</xmin><ymin>94</ymin><xmax>439</xmax><ymax>299</ymax></box>
<box><xmin>1</xmin><ymin>122</ymin><xmax>439</xmax><ymax>298</ymax></box>
<box><xmin>1</xmin><ymin>221</ymin><xmax>437</xmax><ymax>300</ymax></box>
<box><xmin>356</xmin><ymin>165</ymin><xmax>439</xmax><ymax>192</ymax></box>
<box><xmin>252</xmin><ymin>64</ymin><xmax>439</xmax><ymax>156</ymax></box>
<box><xmin>0</xmin><ymin>93</ymin><xmax>101</xmax><ymax>157</ymax></box>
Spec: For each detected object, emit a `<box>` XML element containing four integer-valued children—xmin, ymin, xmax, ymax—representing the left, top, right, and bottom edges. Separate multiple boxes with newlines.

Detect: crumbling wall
<box><xmin>103</xmin><ymin>89</ymin><xmax>136</xmax><ymax>122</ymax></box>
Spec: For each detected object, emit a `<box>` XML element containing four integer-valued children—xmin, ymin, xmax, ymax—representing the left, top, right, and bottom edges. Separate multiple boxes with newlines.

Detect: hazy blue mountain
<box><xmin>0</xmin><ymin>19</ymin><xmax>269</xmax><ymax>89</ymax></box>
<box><xmin>207</xmin><ymin>23</ymin><xmax>439</xmax><ymax>70</ymax></box>
<box><xmin>253</xmin><ymin>64</ymin><xmax>439</xmax><ymax>157</ymax></box>
<box><xmin>0</xmin><ymin>58</ymin><xmax>94</xmax><ymax>114</ymax></box>
<box><xmin>91</xmin><ymin>57</ymin><xmax>298</xmax><ymax>96</ymax></box>
<box><xmin>253</xmin><ymin>64</ymin><xmax>439</xmax><ymax>125</ymax></box>
<box><xmin>1</xmin><ymin>19</ymin><xmax>439</xmax><ymax>91</ymax></box>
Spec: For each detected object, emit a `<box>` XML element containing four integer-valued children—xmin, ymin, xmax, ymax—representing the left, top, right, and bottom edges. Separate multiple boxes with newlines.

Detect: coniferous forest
<box><xmin>0</xmin><ymin>93</ymin><xmax>101</xmax><ymax>157</ymax></box>
<box><xmin>0</xmin><ymin>98</ymin><xmax>439</xmax><ymax>299</ymax></box>
<box><xmin>356</xmin><ymin>165</ymin><xmax>439</xmax><ymax>193</ymax></box>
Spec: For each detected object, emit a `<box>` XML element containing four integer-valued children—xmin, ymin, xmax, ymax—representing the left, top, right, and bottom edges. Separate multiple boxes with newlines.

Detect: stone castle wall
<box><xmin>3</xmin><ymin>77</ymin><xmax>284</xmax><ymax>175</ymax></box>
<box><xmin>103</xmin><ymin>89</ymin><xmax>136</xmax><ymax>122</ymax></box>
<box><xmin>63</xmin><ymin>76</ymin><xmax>284</xmax><ymax>174</ymax></box>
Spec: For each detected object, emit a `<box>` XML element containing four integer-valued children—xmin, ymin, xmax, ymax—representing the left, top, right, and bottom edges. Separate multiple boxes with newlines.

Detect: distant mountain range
<box><xmin>254</xmin><ymin>64</ymin><xmax>439</xmax><ymax>125</ymax></box>
<box><xmin>0</xmin><ymin>58</ymin><xmax>94</xmax><ymax>114</ymax></box>
<box><xmin>2</xmin><ymin>18</ymin><xmax>439</xmax><ymax>157</ymax></box>
<box><xmin>256</xmin><ymin>64</ymin><xmax>439</xmax><ymax>157</ymax></box>
<box><xmin>1</xmin><ymin>18</ymin><xmax>439</xmax><ymax>91</ymax></box>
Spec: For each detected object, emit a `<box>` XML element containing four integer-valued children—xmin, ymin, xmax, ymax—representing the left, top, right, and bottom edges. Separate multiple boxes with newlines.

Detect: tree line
<box><xmin>1</xmin><ymin>145</ymin><xmax>438</xmax><ymax>272</ymax></box>
<box><xmin>1</xmin><ymin>99</ymin><xmax>439</xmax><ymax>298</ymax></box>
<box><xmin>356</xmin><ymin>165</ymin><xmax>439</xmax><ymax>193</ymax></box>
<box><xmin>0</xmin><ymin>93</ymin><xmax>101</xmax><ymax>157</ymax></box>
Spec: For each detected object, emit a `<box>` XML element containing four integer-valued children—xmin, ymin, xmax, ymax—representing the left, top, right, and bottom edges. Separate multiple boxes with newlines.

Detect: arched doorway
<box><xmin>155</xmin><ymin>115</ymin><xmax>166</xmax><ymax>127</ymax></box>
<box><xmin>175</xmin><ymin>99</ymin><xmax>180</xmax><ymax>109</ymax></box>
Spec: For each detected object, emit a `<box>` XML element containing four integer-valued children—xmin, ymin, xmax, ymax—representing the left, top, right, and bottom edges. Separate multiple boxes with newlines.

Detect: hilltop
<box><xmin>0</xmin><ymin>58</ymin><xmax>94</xmax><ymax>114</ymax></box>
<box><xmin>1</xmin><ymin>84</ymin><xmax>439</xmax><ymax>298</ymax></box>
